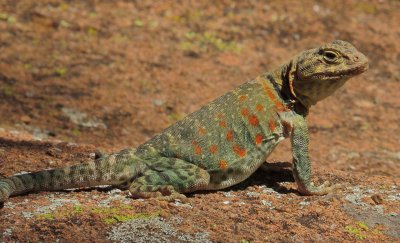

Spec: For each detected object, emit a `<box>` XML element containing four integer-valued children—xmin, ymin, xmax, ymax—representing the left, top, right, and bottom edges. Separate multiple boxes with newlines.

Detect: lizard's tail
<box><xmin>0</xmin><ymin>148</ymin><xmax>145</xmax><ymax>203</ymax></box>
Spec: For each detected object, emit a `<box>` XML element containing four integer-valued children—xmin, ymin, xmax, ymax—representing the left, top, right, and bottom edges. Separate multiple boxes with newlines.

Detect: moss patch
<box><xmin>35</xmin><ymin>204</ymin><xmax>160</xmax><ymax>224</ymax></box>
<box><xmin>344</xmin><ymin>221</ymin><xmax>383</xmax><ymax>240</ymax></box>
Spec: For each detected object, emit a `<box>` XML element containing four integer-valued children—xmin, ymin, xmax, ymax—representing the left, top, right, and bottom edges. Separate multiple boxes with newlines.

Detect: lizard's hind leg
<box><xmin>128</xmin><ymin>158</ymin><xmax>210</xmax><ymax>201</ymax></box>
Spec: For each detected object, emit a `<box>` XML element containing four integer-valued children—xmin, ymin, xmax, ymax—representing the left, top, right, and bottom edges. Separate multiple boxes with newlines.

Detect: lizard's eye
<box><xmin>322</xmin><ymin>51</ymin><xmax>338</xmax><ymax>63</ymax></box>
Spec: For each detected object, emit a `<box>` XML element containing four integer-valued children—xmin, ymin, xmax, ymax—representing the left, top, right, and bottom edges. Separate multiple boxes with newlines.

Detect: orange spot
<box><xmin>194</xmin><ymin>145</ymin><xmax>202</xmax><ymax>155</ymax></box>
<box><xmin>210</xmin><ymin>145</ymin><xmax>218</xmax><ymax>153</ymax></box>
<box><xmin>219</xmin><ymin>121</ymin><xmax>226</xmax><ymax>127</ymax></box>
<box><xmin>256</xmin><ymin>104</ymin><xmax>263</xmax><ymax>111</ymax></box>
<box><xmin>226</xmin><ymin>130</ymin><xmax>234</xmax><ymax>141</ymax></box>
<box><xmin>241</xmin><ymin>108</ymin><xmax>249</xmax><ymax>117</ymax></box>
<box><xmin>261</xmin><ymin>81</ymin><xmax>288</xmax><ymax>112</ymax></box>
<box><xmin>239</xmin><ymin>95</ymin><xmax>247</xmax><ymax>101</ymax></box>
<box><xmin>192</xmin><ymin>140</ymin><xmax>198</xmax><ymax>145</ymax></box>
<box><xmin>217</xmin><ymin>112</ymin><xmax>223</xmax><ymax>119</ymax></box>
<box><xmin>269</xmin><ymin>120</ymin><xmax>276</xmax><ymax>132</ymax></box>
<box><xmin>255</xmin><ymin>134</ymin><xmax>264</xmax><ymax>145</ymax></box>
<box><xmin>275</xmin><ymin>102</ymin><xmax>286</xmax><ymax>111</ymax></box>
<box><xmin>233</xmin><ymin>144</ymin><xmax>246</xmax><ymax>157</ymax></box>
<box><xmin>198</xmin><ymin>127</ymin><xmax>206</xmax><ymax>135</ymax></box>
<box><xmin>219</xmin><ymin>160</ymin><xmax>229</xmax><ymax>170</ymax></box>
<box><xmin>248</xmin><ymin>115</ymin><xmax>259</xmax><ymax>126</ymax></box>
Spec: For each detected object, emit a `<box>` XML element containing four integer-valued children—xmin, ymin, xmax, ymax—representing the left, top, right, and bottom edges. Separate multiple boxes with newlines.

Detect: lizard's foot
<box><xmin>129</xmin><ymin>184</ymin><xmax>187</xmax><ymax>202</ymax></box>
<box><xmin>298</xmin><ymin>181</ymin><xmax>341</xmax><ymax>196</ymax></box>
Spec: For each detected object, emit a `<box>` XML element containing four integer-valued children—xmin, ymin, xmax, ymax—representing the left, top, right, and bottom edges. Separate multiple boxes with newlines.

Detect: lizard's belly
<box><xmin>203</xmin><ymin>108</ymin><xmax>295</xmax><ymax>190</ymax></box>
<box><xmin>206</xmin><ymin>133</ymin><xmax>285</xmax><ymax>190</ymax></box>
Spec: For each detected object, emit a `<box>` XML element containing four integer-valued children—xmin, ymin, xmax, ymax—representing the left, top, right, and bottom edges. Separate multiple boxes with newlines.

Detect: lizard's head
<box><xmin>287</xmin><ymin>40</ymin><xmax>369</xmax><ymax>108</ymax></box>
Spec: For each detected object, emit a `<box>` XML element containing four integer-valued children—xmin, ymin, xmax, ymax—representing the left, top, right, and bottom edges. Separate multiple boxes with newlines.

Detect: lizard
<box><xmin>0</xmin><ymin>40</ymin><xmax>368</xmax><ymax>204</ymax></box>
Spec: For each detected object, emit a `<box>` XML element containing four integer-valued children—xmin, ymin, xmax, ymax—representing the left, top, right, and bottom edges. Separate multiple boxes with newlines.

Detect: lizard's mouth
<box><xmin>339</xmin><ymin>63</ymin><xmax>369</xmax><ymax>77</ymax></box>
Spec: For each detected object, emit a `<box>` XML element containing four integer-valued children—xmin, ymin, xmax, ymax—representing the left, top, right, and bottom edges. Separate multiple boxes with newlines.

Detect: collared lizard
<box><xmin>0</xmin><ymin>40</ymin><xmax>368</xmax><ymax>203</ymax></box>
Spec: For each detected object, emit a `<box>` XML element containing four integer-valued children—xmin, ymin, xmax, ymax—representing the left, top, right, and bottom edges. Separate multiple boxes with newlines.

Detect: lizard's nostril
<box><xmin>354</xmin><ymin>56</ymin><xmax>359</xmax><ymax>61</ymax></box>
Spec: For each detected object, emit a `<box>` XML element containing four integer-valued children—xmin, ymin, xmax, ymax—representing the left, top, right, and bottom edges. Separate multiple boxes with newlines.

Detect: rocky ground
<box><xmin>0</xmin><ymin>0</ymin><xmax>399</xmax><ymax>242</ymax></box>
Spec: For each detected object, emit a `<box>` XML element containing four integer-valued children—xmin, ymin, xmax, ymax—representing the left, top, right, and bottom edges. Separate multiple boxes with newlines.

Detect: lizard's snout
<box><xmin>353</xmin><ymin>52</ymin><xmax>369</xmax><ymax>73</ymax></box>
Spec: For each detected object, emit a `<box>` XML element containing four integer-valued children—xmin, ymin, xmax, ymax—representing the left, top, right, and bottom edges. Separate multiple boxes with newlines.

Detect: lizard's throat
<box><xmin>293</xmin><ymin>78</ymin><xmax>349</xmax><ymax>108</ymax></box>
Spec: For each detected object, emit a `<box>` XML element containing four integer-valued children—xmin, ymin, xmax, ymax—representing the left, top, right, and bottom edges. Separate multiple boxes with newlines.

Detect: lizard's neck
<box><xmin>270</xmin><ymin>63</ymin><xmax>309</xmax><ymax>116</ymax></box>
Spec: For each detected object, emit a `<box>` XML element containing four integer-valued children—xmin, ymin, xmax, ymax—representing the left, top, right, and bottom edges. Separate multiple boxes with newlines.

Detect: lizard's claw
<box><xmin>299</xmin><ymin>181</ymin><xmax>341</xmax><ymax>196</ymax></box>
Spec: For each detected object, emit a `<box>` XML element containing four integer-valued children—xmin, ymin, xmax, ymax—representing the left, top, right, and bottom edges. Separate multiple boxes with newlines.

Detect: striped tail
<box><xmin>0</xmin><ymin>148</ymin><xmax>145</xmax><ymax>203</ymax></box>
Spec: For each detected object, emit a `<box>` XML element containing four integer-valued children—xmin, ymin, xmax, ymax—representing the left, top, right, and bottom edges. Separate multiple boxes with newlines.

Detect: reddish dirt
<box><xmin>0</xmin><ymin>0</ymin><xmax>399</xmax><ymax>242</ymax></box>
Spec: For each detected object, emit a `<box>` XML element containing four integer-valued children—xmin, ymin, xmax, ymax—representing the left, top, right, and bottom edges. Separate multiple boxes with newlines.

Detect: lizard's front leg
<box><xmin>291</xmin><ymin>114</ymin><xmax>337</xmax><ymax>195</ymax></box>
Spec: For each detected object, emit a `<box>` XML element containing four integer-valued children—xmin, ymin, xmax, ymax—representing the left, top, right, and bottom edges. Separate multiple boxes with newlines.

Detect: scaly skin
<box><xmin>0</xmin><ymin>40</ymin><xmax>368</xmax><ymax>203</ymax></box>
